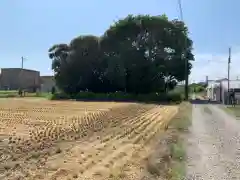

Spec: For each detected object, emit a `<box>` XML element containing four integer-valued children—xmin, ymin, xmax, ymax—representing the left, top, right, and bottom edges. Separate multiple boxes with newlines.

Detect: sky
<box><xmin>0</xmin><ymin>0</ymin><xmax>240</xmax><ymax>83</ymax></box>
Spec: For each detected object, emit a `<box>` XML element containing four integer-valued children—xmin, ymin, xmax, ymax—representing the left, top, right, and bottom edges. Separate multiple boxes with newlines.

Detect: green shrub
<box><xmin>50</xmin><ymin>92</ymin><xmax>71</xmax><ymax>100</ymax></box>
<box><xmin>50</xmin><ymin>91</ymin><xmax>183</xmax><ymax>103</ymax></box>
<box><xmin>167</xmin><ymin>92</ymin><xmax>183</xmax><ymax>102</ymax></box>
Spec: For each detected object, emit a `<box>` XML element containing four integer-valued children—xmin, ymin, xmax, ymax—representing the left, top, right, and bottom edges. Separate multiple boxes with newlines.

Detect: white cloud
<box><xmin>190</xmin><ymin>47</ymin><xmax>240</xmax><ymax>83</ymax></box>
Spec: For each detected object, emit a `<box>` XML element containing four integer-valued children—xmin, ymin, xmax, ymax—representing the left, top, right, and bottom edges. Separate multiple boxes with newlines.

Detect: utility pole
<box><xmin>178</xmin><ymin>0</ymin><xmax>189</xmax><ymax>100</ymax></box>
<box><xmin>227</xmin><ymin>47</ymin><xmax>231</xmax><ymax>104</ymax></box>
<box><xmin>227</xmin><ymin>47</ymin><xmax>231</xmax><ymax>93</ymax></box>
<box><xmin>206</xmin><ymin>75</ymin><xmax>208</xmax><ymax>86</ymax></box>
<box><xmin>21</xmin><ymin>56</ymin><xmax>25</xmax><ymax>69</ymax></box>
<box><xmin>20</xmin><ymin>56</ymin><xmax>26</xmax><ymax>90</ymax></box>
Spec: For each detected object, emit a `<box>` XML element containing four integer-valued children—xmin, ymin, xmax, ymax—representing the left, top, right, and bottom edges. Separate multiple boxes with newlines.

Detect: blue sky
<box><xmin>0</xmin><ymin>0</ymin><xmax>239</xmax><ymax>83</ymax></box>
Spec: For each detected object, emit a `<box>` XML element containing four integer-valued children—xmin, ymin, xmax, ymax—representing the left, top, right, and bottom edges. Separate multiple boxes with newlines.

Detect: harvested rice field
<box><xmin>0</xmin><ymin>98</ymin><xmax>178</xmax><ymax>180</ymax></box>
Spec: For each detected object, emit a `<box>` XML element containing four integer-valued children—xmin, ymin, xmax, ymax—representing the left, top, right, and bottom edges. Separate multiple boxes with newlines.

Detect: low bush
<box><xmin>49</xmin><ymin>92</ymin><xmax>71</xmax><ymax>100</ymax></box>
<box><xmin>50</xmin><ymin>91</ymin><xmax>183</xmax><ymax>103</ymax></box>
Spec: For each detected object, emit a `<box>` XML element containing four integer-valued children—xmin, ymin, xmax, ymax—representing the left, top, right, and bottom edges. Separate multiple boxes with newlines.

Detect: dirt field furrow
<box><xmin>0</xmin><ymin>99</ymin><xmax>178</xmax><ymax>180</ymax></box>
<box><xmin>44</xmin><ymin>107</ymin><xmax>160</xmax><ymax>176</ymax></box>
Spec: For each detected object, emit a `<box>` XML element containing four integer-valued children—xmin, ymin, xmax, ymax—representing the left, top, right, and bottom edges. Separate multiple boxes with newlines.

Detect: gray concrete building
<box><xmin>0</xmin><ymin>68</ymin><xmax>40</xmax><ymax>91</ymax></box>
<box><xmin>40</xmin><ymin>76</ymin><xmax>55</xmax><ymax>92</ymax></box>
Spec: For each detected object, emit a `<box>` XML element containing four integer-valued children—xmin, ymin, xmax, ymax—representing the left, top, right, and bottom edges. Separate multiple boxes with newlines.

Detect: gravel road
<box><xmin>186</xmin><ymin>103</ymin><xmax>240</xmax><ymax>180</ymax></box>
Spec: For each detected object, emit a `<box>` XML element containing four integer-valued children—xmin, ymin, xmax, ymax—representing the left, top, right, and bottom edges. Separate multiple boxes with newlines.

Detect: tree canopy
<box><xmin>49</xmin><ymin>14</ymin><xmax>194</xmax><ymax>95</ymax></box>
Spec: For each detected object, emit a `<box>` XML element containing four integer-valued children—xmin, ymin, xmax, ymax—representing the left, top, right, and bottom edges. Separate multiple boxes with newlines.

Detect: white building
<box><xmin>206</xmin><ymin>81</ymin><xmax>220</xmax><ymax>101</ymax></box>
<box><xmin>206</xmin><ymin>79</ymin><xmax>240</xmax><ymax>104</ymax></box>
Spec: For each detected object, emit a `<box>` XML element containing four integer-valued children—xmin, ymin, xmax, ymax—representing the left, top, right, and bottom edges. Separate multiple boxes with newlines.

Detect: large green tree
<box><xmin>102</xmin><ymin>15</ymin><xmax>194</xmax><ymax>93</ymax></box>
<box><xmin>49</xmin><ymin>14</ymin><xmax>194</xmax><ymax>95</ymax></box>
<box><xmin>49</xmin><ymin>36</ymin><xmax>105</xmax><ymax>94</ymax></box>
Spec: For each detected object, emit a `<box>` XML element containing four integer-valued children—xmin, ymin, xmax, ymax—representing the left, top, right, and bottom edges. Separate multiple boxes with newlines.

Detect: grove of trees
<box><xmin>49</xmin><ymin>14</ymin><xmax>194</xmax><ymax>97</ymax></box>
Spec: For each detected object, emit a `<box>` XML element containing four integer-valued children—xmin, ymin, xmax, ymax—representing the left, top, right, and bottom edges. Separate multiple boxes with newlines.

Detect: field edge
<box><xmin>143</xmin><ymin>102</ymin><xmax>192</xmax><ymax>180</ymax></box>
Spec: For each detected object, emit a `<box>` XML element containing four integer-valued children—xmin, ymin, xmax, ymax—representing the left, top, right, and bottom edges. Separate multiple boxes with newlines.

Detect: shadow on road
<box><xmin>190</xmin><ymin>99</ymin><xmax>222</xmax><ymax>105</ymax></box>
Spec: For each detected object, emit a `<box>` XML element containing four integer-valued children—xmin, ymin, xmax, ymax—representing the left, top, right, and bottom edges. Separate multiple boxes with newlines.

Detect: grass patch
<box><xmin>144</xmin><ymin>102</ymin><xmax>191</xmax><ymax>180</ymax></box>
<box><xmin>170</xmin><ymin>140</ymin><xmax>185</xmax><ymax>161</ymax></box>
<box><xmin>167</xmin><ymin>102</ymin><xmax>192</xmax><ymax>180</ymax></box>
<box><xmin>170</xmin><ymin>161</ymin><xmax>186</xmax><ymax>180</ymax></box>
<box><xmin>221</xmin><ymin>105</ymin><xmax>240</xmax><ymax>118</ymax></box>
<box><xmin>0</xmin><ymin>91</ymin><xmax>51</xmax><ymax>99</ymax></box>
<box><xmin>168</xmin><ymin>102</ymin><xmax>192</xmax><ymax>131</ymax></box>
<box><xmin>0</xmin><ymin>90</ymin><xmax>18</xmax><ymax>98</ymax></box>
<box><xmin>0</xmin><ymin>90</ymin><xmax>18</xmax><ymax>94</ymax></box>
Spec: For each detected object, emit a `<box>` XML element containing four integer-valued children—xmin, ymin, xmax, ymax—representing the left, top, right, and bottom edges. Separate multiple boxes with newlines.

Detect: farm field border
<box><xmin>0</xmin><ymin>99</ymin><xmax>178</xmax><ymax>180</ymax></box>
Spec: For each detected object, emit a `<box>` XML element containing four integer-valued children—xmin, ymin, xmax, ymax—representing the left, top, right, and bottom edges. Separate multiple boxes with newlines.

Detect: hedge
<box><xmin>50</xmin><ymin>91</ymin><xmax>183</xmax><ymax>103</ymax></box>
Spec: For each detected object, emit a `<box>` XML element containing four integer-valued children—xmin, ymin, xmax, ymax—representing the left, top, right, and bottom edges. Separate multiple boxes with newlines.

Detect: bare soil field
<box><xmin>0</xmin><ymin>98</ymin><xmax>178</xmax><ymax>180</ymax></box>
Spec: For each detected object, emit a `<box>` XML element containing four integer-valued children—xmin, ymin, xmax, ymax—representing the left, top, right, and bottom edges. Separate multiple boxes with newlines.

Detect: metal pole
<box><xmin>20</xmin><ymin>56</ymin><xmax>26</xmax><ymax>90</ymax></box>
<box><xmin>178</xmin><ymin>0</ymin><xmax>189</xmax><ymax>100</ymax></box>
<box><xmin>21</xmin><ymin>56</ymin><xmax>24</xmax><ymax>69</ymax></box>
<box><xmin>228</xmin><ymin>47</ymin><xmax>231</xmax><ymax>92</ymax></box>
<box><xmin>228</xmin><ymin>47</ymin><xmax>231</xmax><ymax>104</ymax></box>
<box><xmin>178</xmin><ymin>0</ymin><xmax>184</xmax><ymax>20</ymax></box>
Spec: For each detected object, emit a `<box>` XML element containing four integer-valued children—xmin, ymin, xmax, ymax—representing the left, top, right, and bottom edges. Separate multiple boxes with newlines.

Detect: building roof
<box><xmin>215</xmin><ymin>78</ymin><xmax>228</xmax><ymax>82</ymax></box>
<box><xmin>0</xmin><ymin>68</ymin><xmax>39</xmax><ymax>73</ymax></box>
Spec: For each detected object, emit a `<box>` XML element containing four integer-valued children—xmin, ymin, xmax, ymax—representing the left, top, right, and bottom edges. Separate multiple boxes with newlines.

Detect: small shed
<box><xmin>40</xmin><ymin>76</ymin><xmax>55</xmax><ymax>93</ymax></box>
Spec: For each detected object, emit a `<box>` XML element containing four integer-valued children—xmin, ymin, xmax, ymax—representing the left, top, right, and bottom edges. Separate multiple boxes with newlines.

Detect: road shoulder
<box><xmin>186</xmin><ymin>103</ymin><xmax>240</xmax><ymax>179</ymax></box>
